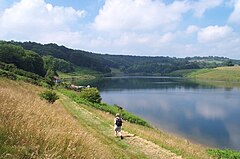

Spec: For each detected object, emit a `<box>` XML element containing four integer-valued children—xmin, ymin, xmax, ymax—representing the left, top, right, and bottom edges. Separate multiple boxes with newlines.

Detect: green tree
<box><xmin>45</xmin><ymin>69</ymin><xmax>58</xmax><ymax>88</ymax></box>
<box><xmin>0</xmin><ymin>43</ymin><xmax>46</xmax><ymax>76</ymax></box>
<box><xmin>225</xmin><ymin>60</ymin><xmax>234</xmax><ymax>66</ymax></box>
<box><xmin>0</xmin><ymin>43</ymin><xmax>24</xmax><ymax>67</ymax></box>
<box><xmin>22</xmin><ymin>50</ymin><xmax>46</xmax><ymax>76</ymax></box>
<box><xmin>42</xmin><ymin>55</ymin><xmax>74</xmax><ymax>73</ymax></box>
<box><xmin>80</xmin><ymin>88</ymin><xmax>102</xmax><ymax>103</ymax></box>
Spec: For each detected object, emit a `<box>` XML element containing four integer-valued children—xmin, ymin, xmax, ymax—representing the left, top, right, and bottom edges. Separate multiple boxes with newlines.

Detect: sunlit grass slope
<box><xmin>0</xmin><ymin>78</ymin><xmax>113</xmax><ymax>158</ymax></box>
<box><xmin>0</xmin><ymin>78</ymin><xmax>211</xmax><ymax>159</ymax></box>
<box><xmin>187</xmin><ymin>66</ymin><xmax>240</xmax><ymax>82</ymax></box>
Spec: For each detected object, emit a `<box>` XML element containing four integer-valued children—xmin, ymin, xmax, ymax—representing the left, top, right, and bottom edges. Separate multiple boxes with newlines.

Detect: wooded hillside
<box><xmin>2</xmin><ymin>41</ymin><xmax>239</xmax><ymax>76</ymax></box>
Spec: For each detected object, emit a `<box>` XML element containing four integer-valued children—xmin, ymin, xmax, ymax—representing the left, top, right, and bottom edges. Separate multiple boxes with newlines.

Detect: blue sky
<box><xmin>0</xmin><ymin>0</ymin><xmax>240</xmax><ymax>59</ymax></box>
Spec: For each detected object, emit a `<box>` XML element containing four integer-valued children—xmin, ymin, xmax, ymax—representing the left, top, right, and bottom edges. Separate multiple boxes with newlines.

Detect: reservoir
<box><xmin>94</xmin><ymin>76</ymin><xmax>240</xmax><ymax>150</ymax></box>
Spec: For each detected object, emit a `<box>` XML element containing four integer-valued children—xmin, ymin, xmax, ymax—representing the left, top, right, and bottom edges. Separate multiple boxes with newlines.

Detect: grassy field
<box><xmin>0</xmin><ymin>78</ymin><xmax>213</xmax><ymax>159</ymax></box>
<box><xmin>58</xmin><ymin>67</ymin><xmax>97</xmax><ymax>78</ymax></box>
<box><xmin>187</xmin><ymin>66</ymin><xmax>240</xmax><ymax>82</ymax></box>
<box><xmin>57</xmin><ymin>66</ymin><xmax>103</xmax><ymax>85</ymax></box>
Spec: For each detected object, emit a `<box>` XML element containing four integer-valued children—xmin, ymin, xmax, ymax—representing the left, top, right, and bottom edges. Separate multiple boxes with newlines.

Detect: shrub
<box><xmin>0</xmin><ymin>70</ymin><xmax>17</xmax><ymax>80</ymax></box>
<box><xmin>39</xmin><ymin>90</ymin><xmax>59</xmax><ymax>104</ymax></box>
<box><xmin>80</xmin><ymin>88</ymin><xmax>101</xmax><ymax>103</ymax></box>
<box><xmin>207</xmin><ymin>149</ymin><xmax>240</xmax><ymax>159</ymax></box>
<box><xmin>0</xmin><ymin>62</ymin><xmax>45</xmax><ymax>84</ymax></box>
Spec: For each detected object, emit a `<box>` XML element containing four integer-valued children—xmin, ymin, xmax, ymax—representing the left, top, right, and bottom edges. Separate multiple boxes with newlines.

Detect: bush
<box><xmin>80</xmin><ymin>88</ymin><xmax>101</xmax><ymax>103</ymax></box>
<box><xmin>0</xmin><ymin>69</ymin><xmax>17</xmax><ymax>80</ymax></box>
<box><xmin>207</xmin><ymin>149</ymin><xmax>240</xmax><ymax>159</ymax></box>
<box><xmin>39</xmin><ymin>90</ymin><xmax>59</xmax><ymax>104</ymax></box>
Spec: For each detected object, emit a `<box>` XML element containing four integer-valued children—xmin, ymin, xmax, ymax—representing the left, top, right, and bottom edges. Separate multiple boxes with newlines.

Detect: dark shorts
<box><xmin>114</xmin><ymin>125</ymin><xmax>121</xmax><ymax>132</ymax></box>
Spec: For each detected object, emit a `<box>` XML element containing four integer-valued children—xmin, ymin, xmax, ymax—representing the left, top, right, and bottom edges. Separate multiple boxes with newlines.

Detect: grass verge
<box><xmin>58</xmin><ymin>88</ymin><xmax>150</xmax><ymax>127</ymax></box>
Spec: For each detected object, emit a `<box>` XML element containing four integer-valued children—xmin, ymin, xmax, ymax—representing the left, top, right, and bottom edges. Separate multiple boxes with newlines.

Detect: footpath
<box><xmin>59</xmin><ymin>94</ymin><xmax>182</xmax><ymax>159</ymax></box>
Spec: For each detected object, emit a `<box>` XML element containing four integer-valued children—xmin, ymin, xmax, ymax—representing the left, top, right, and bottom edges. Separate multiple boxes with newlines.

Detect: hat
<box><xmin>115</xmin><ymin>113</ymin><xmax>120</xmax><ymax>117</ymax></box>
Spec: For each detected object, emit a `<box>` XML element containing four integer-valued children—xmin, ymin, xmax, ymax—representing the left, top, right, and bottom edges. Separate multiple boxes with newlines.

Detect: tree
<box><xmin>80</xmin><ymin>88</ymin><xmax>102</xmax><ymax>103</ymax></box>
<box><xmin>42</xmin><ymin>55</ymin><xmax>74</xmax><ymax>73</ymax></box>
<box><xmin>225</xmin><ymin>60</ymin><xmax>234</xmax><ymax>66</ymax></box>
<box><xmin>0</xmin><ymin>43</ymin><xmax>24</xmax><ymax>67</ymax></box>
<box><xmin>0</xmin><ymin>43</ymin><xmax>46</xmax><ymax>76</ymax></box>
<box><xmin>22</xmin><ymin>50</ymin><xmax>46</xmax><ymax>76</ymax></box>
<box><xmin>45</xmin><ymin>69</ymin><xmax>58</xmax><ymax>88</ymax></box>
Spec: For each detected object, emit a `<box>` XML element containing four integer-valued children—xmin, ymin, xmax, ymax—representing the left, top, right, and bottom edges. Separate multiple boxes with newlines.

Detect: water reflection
<box><xmin>94</xmin><ymin>77</ymin><xmax>240</xmax><ymax>150</ymax></box>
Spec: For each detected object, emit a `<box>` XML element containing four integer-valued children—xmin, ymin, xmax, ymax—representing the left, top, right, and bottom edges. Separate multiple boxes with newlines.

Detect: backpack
<box><xmin>116</xmin><ymin>117</ymin><xmax>122</xmax><ymax>127</ymax></box>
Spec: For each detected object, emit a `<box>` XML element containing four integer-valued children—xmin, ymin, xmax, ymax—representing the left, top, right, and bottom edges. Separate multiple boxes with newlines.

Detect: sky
<box><xmin>0</xmin><ymin>0</ymin><xmax>240</xmax><ymax>59</ymax></box>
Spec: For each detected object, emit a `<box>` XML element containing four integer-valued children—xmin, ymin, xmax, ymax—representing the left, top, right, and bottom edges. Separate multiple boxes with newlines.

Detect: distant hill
<box><xmin>186</xmin><ymin>56</ymin><xmax>230</xmax><ymax>62</ymax></box>
<box><xmin>10</xmin><ymin>41</ymin><xmax>111</xmax><ymax>74</ymax></box>
<box><xmin>3</xmin><ymin>41</ymin><xmax>240</xmax><ymax>76</ymax></box>
<box><xmin>186</xmin><ymin>56</ymin><xmax>240</xmax><ymax>65</ymax></box>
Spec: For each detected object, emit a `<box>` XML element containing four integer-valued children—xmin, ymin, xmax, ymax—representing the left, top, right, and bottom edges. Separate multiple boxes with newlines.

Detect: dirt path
<box><xmin>60</xmin><ymin>94</ymin><xmax>182</xmax><ymax>159</ymax></box>
<box><xmin>121</xmin><ymin>130</ymin><xmax>182</xmax><ymax>159</ymax></box>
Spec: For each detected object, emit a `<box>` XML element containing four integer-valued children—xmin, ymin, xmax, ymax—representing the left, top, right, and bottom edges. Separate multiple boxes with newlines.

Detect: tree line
<box><xmin>12</xmin><ymin>41</ymin><xmax>111</xmax><ymax>74</ymax></box>
<box><xmin>1</xmin><ymin>41</ymin><xmax>239</xmax><ymax>77</ymax></box>
<box><xmin>0</xmin><ymin>42</ymin><xmax>45</xmax><ymax>76</ymax></box>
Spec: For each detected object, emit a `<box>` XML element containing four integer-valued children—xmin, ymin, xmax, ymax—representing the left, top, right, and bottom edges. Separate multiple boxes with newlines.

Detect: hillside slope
<box><xmin>0</xmin><ymin>78</ymin><xmax>210</xmax><ymax>159</ymax></box>
<box><xmin>0</xmin><ymin>78</ymin><xmax>112</xmax><ymax>158</ymax></box>
<box><xmin>187</xmin><ymin>66</ymin><xmax>240</xmax><ymax>82</ymax></box>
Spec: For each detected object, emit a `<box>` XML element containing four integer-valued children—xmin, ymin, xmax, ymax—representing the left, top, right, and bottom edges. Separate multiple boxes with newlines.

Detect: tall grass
<box><xmin>0</xmin><ymin>79</ymin><xmax>112</xmax><ymax>158</ymax></box>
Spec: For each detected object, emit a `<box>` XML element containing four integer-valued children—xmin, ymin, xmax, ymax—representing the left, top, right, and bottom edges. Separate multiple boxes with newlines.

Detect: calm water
<box><xmin>93</xmin><ymin>77</ymin><xmax>240</xmax><ymax>150</ymax></box>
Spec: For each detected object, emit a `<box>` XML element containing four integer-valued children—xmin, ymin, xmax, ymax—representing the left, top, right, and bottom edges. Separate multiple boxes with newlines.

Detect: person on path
<box><xmin>114</xmin><ymin>113</ymin><xmax>123</xmax><ymax>139</ymax></box>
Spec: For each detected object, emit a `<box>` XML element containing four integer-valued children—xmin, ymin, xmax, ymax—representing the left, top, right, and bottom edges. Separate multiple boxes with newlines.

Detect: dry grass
<box><xmin>0</xmin><ymin>78</ymin><xmax>113</xmax><ymax>159</ymax></box>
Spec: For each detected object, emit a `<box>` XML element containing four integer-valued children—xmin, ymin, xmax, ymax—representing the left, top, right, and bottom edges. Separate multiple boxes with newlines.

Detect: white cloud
<box><xmin>197</xmin><ymin>25</ymin><xmax>233</xmax><ymax>43</ymax></box>
<box><xmin>192</xmin><ymin>0</ymin><xmax>224</xmax><ymax>18</ymax></box>
<box><xmin>228</xmin><ymin>0</ymin><xmax>240</xmax><ymax>24</ymax></box>
<box><xmin>0</xmin><ymin>0</ymin><xmax>85</xmax><ymax>40</ymax></box>
<box><xmin>78</xmin><ymin>32</ymin><xmax>175</xmax><ymax>55</ymax></box>
<box><xmin>159</xmin><ymin>32</ymin><xmax>174</xmax><ymax>43</ymax></box>
<box><xmin>114</xmin><ymin>32</ymin><xmax>173</xmax><ymax>46</ymax></box>
<box><xmin>203</xmin><ymin>35</ymin><xmax>240</xmax><ymax>58</ymax></box>
<box><xmin>0</xmin><ymin>0</ymin><xmax>239</xmax><ymax>59</ymax></box>
<box><xmin>185</xmin><ymin>25</ymin><xmax>199</xmax><ymax>34</ymax></box>
<box><xmin>93</xmin><ymin>0</ymin><xmax>190</xmax><ymax>31</ymax></box>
